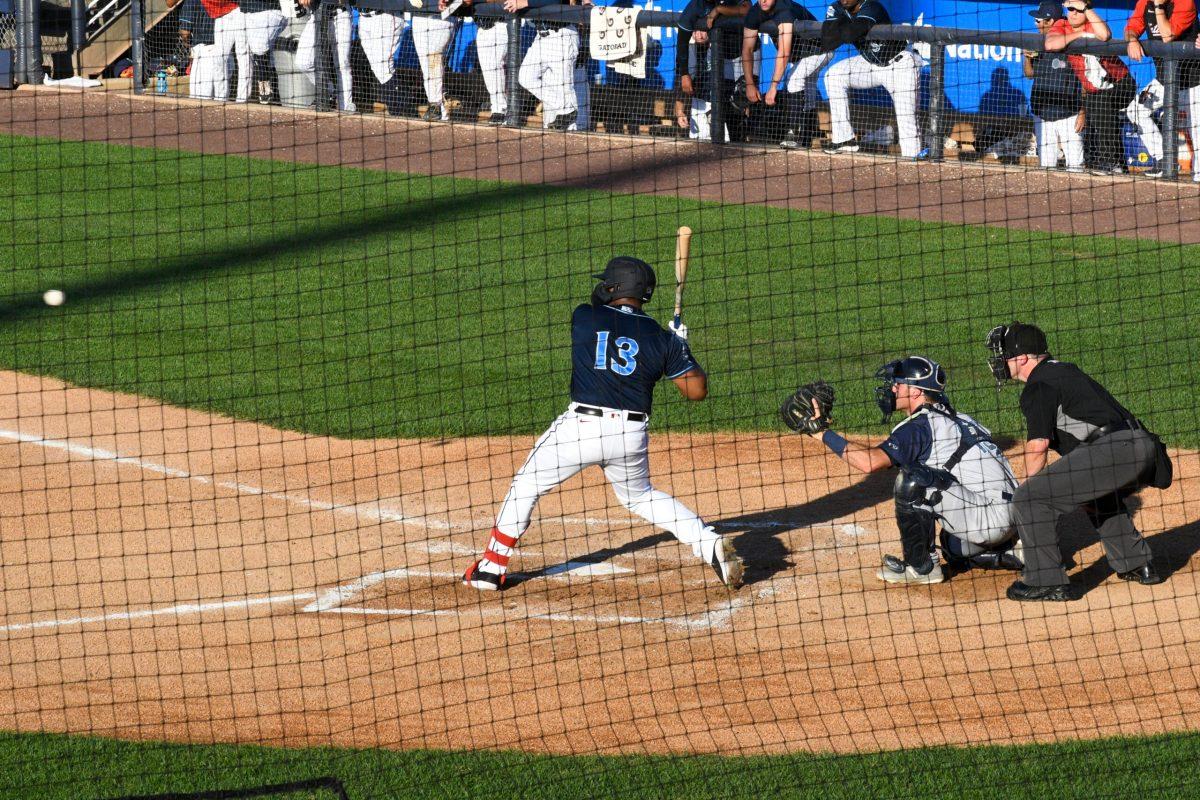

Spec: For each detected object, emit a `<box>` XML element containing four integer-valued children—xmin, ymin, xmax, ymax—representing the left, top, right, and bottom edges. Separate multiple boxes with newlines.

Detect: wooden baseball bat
<box><xmin>673</xmin><ymin>226</ymin><xmax>692</xmax><ymax>328</ymax></box>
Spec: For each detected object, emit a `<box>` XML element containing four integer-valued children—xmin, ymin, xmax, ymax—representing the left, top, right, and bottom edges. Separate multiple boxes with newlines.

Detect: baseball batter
<box><xmin>781</xmin><ymin>357</ymin><xmax>1020</xmax><ymax>585</ymax></box>
<box><xmin>819</xmin><ymin>0</ymin><xmax>925</xmax><ymax>158</ymax></box>
<box><xmin>463</xmin><ymin>257</ymin><xmax>744</xmax><ymax>591</ymax></box>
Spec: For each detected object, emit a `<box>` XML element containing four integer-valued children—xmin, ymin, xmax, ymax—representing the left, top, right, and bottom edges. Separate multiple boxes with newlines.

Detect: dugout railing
<box><xmin>13</xmin><ymin>0</ymin><xmax>1200</xmax><ymax>177</ymax></box>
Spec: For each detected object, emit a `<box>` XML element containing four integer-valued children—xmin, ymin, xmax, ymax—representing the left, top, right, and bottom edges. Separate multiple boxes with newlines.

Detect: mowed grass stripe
<box><xmin>1</xmin><ymin>729</ymin><xmax>1199</xmax><ymax>800</ymax></box>
<box><xmin>2</xmin><ymin>134</ymin><xmax>1198</xmax><ymax>442</ymax></box>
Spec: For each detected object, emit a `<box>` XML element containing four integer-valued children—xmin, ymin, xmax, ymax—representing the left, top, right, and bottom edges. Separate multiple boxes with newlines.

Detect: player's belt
<box><xmin>573</xmin><ymin>404</ymin><xmax>647</xmax><ymax>422</ymax></box>
<box><xmin>1085</xmin><ymin>418</ymin><xmax>1143</xmax><ymax>444</ymax></box>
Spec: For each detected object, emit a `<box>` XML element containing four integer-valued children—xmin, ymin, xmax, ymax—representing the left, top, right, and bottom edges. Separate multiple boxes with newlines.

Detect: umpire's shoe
<box><xmin>711</xmin><ymin>538</ymin><xmax>744</xmax><ymax>590</ymax></box>
<box><xmin>1117</xmin><ymin>562</ymin><xmax>1165</xmax><ymax>585</ymax></box>
<box><xmin>877</xmin><ymin>554</ymin><xmax>944</xmax><ymax>585</ymax></box>
<box><xmin>463</xmin><ymin>560</ymin><xmax>506</xmax><ymax>591</ymax></box>
<box><xmin>1006</xmin><ymin>580</ymin><xmax>1072</xmax><ymax>602</ymax></box>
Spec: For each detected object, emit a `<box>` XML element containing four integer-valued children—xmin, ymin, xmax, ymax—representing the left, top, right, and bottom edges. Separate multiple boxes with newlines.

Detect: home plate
<box><xmin>542</xmin><ymin>561</ymin><xmax>633</xmax><ymax>576</ymax></box>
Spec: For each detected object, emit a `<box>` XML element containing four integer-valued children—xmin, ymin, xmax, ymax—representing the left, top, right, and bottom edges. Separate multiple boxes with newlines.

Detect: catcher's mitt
<box><xmin>780</xmin><ymin>381</ymin><xmax>835</xmax><ymax>435</ymax></box>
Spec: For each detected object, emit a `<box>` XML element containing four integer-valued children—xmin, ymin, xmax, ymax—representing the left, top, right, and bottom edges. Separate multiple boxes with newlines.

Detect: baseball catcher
<box><xmin>781</xmin><ymin>356</ymin><xmax>1021</xmax><ymax>585</ymax></box>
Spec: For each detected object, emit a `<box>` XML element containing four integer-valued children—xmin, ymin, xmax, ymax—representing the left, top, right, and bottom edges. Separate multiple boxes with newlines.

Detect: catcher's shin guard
<box><xmin>893</xmin><ymin>471</ymin><xmax>938</xmax><ymax>571</ymax></box>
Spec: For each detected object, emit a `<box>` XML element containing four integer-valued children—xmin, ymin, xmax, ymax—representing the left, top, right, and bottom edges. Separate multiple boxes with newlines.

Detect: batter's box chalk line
<box><xmin>303</xmin><ymin>566</ymin><xmax>746</xmax><ymax>631</ymax></box>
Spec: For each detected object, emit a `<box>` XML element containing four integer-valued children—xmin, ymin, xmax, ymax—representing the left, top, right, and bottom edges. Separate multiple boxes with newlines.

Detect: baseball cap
<box><xmin>1001</xmin><ymin>322</ymin><xmax>1049</xmax><ymax>358</ymax></box>
<box><xmin>1029</xmin><ymin>1</ymin><xmax>1063</xmax><ymax>19</ymax></box>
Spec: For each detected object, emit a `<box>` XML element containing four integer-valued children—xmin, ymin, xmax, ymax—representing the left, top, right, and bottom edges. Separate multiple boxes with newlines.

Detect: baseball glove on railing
<box><xmin>780</xmin><ymin>381</ymin><xmax>835</xmax><ymax>435</ymax></box>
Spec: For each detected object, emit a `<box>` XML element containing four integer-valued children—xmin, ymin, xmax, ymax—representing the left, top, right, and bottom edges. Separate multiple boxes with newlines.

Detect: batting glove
<box><xmin>668</xmin><ymin>319</ymin><xmax>689</xmax><ymax>340</ymax></box>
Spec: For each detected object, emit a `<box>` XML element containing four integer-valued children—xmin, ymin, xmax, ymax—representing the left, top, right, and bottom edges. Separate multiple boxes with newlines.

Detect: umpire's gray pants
<box><xmin>1012</xmin><ymin>429</ymin><xmax>1155</xmax><ymax>587</ymax></box>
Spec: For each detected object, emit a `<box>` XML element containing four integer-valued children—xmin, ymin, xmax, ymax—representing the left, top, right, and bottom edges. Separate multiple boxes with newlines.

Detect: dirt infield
<box><xmin>5</xmin><ymin>85</ymin><xmax>1200</xmax><ymax>244</ymax></box>
<box><xmin>0</xmin><ymin>370</ymin><xmax>1198</xmax><ymax>757</ymax></box>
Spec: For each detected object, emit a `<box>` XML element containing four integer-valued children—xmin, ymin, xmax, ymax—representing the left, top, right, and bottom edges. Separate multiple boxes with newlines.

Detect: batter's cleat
<box><xmin>877</xmin><ymin>554</ymin><xmax>944</xmax><ymax>585</ymax></box>
<box><xmin>1117</xmin><ymin>563</ymin><xmax>1165</xmax><ymax>585</ymax></box>
<box><xmin>710</xmin><ymin>538</ymin><xmax>744</xmax><ymax>590</ymax></box>
<box><xmin>822</xmin><ymin>138</ymin><xmax>859</xmax><ymax>154</ymax></box>
<box><xmin>463</xmin><ymin>560</ymin><xmax>506</xmax><ymax>591</ymax></box>
<box><xmin>1006</xmin><ymin>580</ymin><xmax>1071</xmax><ymax>602</ymax></box>
<box><xmin>487</xmin><ymin>112</ymin><xmax>506</xmax><ymax>125</ymax></box>
<box><xmin>779</xmin><ymin>130</ymin><xmax>801</xmax><ymax>149</ymax></box>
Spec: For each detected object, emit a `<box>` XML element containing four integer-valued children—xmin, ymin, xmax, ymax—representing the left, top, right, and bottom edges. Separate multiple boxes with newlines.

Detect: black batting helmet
<box><xmin>592</xmin><ymin>256</ymin><xmax>656</xmax><ymax>304</ymax></box>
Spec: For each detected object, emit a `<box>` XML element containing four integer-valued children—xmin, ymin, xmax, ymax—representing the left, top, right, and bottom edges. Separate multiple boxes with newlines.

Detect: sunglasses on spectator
<box><xmin>1065</xmin><ymin>5</ymin><xmax>1086</xmax><ymax>11</ymax></box>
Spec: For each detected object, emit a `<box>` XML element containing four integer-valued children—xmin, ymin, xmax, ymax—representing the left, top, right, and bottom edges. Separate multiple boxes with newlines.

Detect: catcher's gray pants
<box><xmin>1012</xmin><ymin>429</ymin><xmax>1155</xmax><ymax>587</ymax></box>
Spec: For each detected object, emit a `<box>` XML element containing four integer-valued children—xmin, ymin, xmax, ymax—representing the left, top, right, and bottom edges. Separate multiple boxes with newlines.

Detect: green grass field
<box><xmin>3</xmin><ymin>134</ymin><xmax>1198</xmax><ymax>443</ymax></box>
<box><xmin>3</xmin><ymin>729</ymin><xmax>1200</xmax><ymax>800</ymax></box>
<box><xmin>3</xmin><ymin>132</ymin><xmax>1200</xmax><ymax>798</ymax></box>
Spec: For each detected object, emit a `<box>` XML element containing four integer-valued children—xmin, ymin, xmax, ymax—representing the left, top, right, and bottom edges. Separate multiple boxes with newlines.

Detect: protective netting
<box><xmin>3</xmin><ymin>0</ymin><xmax>1200</xmax><ymax>798</ymax></box>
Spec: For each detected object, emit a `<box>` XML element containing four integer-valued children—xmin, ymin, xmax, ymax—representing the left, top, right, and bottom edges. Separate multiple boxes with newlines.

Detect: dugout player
<box><xmin>819</xmin><ymin>0</ymin><xmax>926</xmax><ymax>158</ymax></box>
<box><xmin>295</xmin><ymin>0</ymin><xmax>355</xmax><ymax>112</ymax></box>
<box><xmin>178</xmin><ymin>0</ymin><xmax>222</xmax><ymax>100</ymax></box>
<box><xmin>1123</xmin><ymin>0</ymin><xmax>1200</xmax><ymax>180</ymax></box>
<box><xmin>448</xmin><ymin>0</ymin><xmax>509</xmax><ymax>123</ymax></box>
<box><xmin>412</xmin><ymin>7</ymin><xmax>461</xmax><ymax>121</ymax></box>
<box><xmin>740</xmin><ymin>0</ymin><xmax>830</xmax><ymax>148</ymax></box>
<box><xmin>463</xmin><ymin>257</ymin><xmax>744</xmax><ymax>591</ymax></box>
<box><xmin>510</xmin><ymin>0</ymin><xmax>591</xmax><ymax>131</ymax></box>
<box><xmin>358</xmin><ymin>5</ymin><xmax>406</xmax><ymax>115</ymax></box>
<box><xmin>673</xmin><ymin>0</ymin><xmax>750</xmax><ymax>140</ymax></box>
<box><xmin>783</xmin><ymin>357</ymin><xmax>1021</xmax><ymax>585</ymax></box>
<box><xmin>986</xmin><ymin>322</ymin><xmax>1169</xmax><ymax>602</ymax></box>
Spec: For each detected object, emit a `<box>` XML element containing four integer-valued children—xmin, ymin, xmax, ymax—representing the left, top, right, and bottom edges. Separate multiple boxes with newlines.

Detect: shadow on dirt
<box><xmin>714</xmin><ymin>470</ymin><xmax>896</xmax><ymax>586</ymax></box>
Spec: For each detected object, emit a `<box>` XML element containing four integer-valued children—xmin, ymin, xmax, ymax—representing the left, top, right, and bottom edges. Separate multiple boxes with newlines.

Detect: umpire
<box><xmin>987</xmin><ymin>322</ymin><xmax>1171</xmax><ymax>601</ymax></box>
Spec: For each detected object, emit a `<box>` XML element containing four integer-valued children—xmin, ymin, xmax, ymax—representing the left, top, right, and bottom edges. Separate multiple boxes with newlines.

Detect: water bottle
<box><xmin>156</xmin><ymin>69</ymin><xmax>168</xmax><ymax>94</ymax></box>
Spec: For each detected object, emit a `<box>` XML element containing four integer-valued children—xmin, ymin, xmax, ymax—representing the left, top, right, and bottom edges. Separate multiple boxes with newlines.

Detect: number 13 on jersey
<box><xmin>594</xmin><ymin>331</ymin><xmax>639</xmax><ymax>376</ymax></box>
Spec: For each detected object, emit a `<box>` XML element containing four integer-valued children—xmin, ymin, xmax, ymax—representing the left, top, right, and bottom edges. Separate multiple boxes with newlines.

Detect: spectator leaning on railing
<box><xmin>1025</xmin><ymin>1</ymin><xmax>1085</xmax><ymax>171</ymax></box>
<box><xmin>1124</xmin><ymin>0</ymin><xmax>1200</xmax><ymax>179</ymax></box>
<box><xmin>1045</xmin><ymin>1</ymin><xmax>1135</xmax><ymax>175</ymax></box>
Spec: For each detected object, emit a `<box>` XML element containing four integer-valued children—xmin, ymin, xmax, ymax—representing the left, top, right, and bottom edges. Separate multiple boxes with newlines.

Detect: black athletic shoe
<box><xmin>1117</xmin><ymin>563</ymin><xmax>1164</xmax><ymax>585</ymax></box>
<box><xmin>822</xmin><ymin>138</ymin><xmax>859</xmax><ymax>154</ymax></box>
<box><xmin>548</xmin><ymin>111</ymin><xmax>577</xmax><ymax>131</ymax></box>
<box><xmin>462</xmin><ymin>559</ymin><xmax>506</xmax><ymax>591</ymax></box>
<box><xmin>779</xmin><ymin>130</ymin><xmax>801</xmax><ymax>149</ymax></box>
<box><xmin>1006</xmin><ymin>580</ymin><xmax>1072</xmax><ymax>602</ymax></box>
<box><xmin>421</xmin><ymin>103</ymin><xmax>443</xmax><ymax>122</ymax></box>
<box><xmin>487</xmin><ymin>112</ymin><xmax>505</xmax><ymax>126</ymax></box>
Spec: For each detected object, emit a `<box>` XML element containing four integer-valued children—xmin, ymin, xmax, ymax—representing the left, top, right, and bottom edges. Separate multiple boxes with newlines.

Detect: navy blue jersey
<box><xmin>744</xmin><ymin>0</ymin><xmax>819</xmax><ymax>59</ymax></box>
<box><xmin>824</xmin><ymin>0</ymin><xmax>903</xmax><ymax>66</ymax></box>
<box><xmin>569</xmin><ymin>303</ymin><xmax>700</xmax><ymax>415</ymax></box>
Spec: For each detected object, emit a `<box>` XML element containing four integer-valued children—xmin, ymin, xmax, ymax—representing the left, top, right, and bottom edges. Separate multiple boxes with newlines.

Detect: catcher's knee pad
<box><xmin>893</xmin><ymin>472</ymin><xmax>937</xmax><ymax>566</ymax></box>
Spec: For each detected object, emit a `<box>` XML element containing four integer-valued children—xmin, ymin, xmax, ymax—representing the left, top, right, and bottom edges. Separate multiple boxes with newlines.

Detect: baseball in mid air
<box><xmin>43</xmin><ymin>289</ymin><xmax>65</xmax><ymax>307</ymax></box>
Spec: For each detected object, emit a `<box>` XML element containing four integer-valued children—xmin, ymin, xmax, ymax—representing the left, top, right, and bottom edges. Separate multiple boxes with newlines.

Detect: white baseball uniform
<box><xmin>519</xmin><ymin>26</ymin><xmax>585</xmax><ymax>128</ymax></box>
<box><xmin>825</xmin><ymin>49</ymin><xmax>924</xmax><ymax>157</ymax></box>
<box><xmin>295</xmin><ymin>4</ymin><xmax>355</xmax><ymax>111</ymax></box>
<box><xmin>475</xmin><ymin>19</ymin><xmax>508</xmax><ymax>115</ymax></box>
<box><xmin>214</xmin><ymin>7</ymin><xmax>253</xmax><ymax>102</ymax></box>
<box><xmin>411</xmin><ymin>13</ymin><xmax>459</xmax><ymax>115</ymax></box>
<box><xmin>1033</xmin><ymin>114</ymin><xmax>1085</xmax><ymax>170</ymax></box>
<box><xmin>357</xmin><ymin>9</ymin><xmax>405</xmax><ymax>85</ymax></box>
<box><xmin>188</xmin><ymin>43</ymin><xmax>225</xmax><ymax>99</ymax></box>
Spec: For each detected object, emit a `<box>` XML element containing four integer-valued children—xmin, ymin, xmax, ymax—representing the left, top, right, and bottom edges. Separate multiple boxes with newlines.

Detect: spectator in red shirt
<box><xmin>1047</xmin><ymin>1</ymin><xmax>1136</xmax><ymax>174</ymax></box>
<box><xmin>1124</xmin><ymin>0</ymin><xmax>1200</xmax><ymax>179</ymax></box>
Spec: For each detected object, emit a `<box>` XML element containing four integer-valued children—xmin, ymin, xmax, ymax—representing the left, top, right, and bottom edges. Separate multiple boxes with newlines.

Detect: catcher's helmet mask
<box><xmin>875</xmin><ymin>356</ymin><xmax>948</xmax><ymax>423</ymax></box>
<box><xmin>593</xmin><ymin>256</ymin><xmax>657</xmax><ymax>304</ymax></box>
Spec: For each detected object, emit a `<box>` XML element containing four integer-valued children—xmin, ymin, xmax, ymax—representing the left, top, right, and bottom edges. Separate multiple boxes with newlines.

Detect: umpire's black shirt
<box><xmin>1019</xmin><ymin>359</ymin><xmax>1136</xmax><ymax>455</ymax></box>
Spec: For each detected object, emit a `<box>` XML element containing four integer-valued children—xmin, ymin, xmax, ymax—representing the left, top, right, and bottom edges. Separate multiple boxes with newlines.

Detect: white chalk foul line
<box><xmin>0</xmin><ymin>591</ymin><xmax>316</xmax><ymax>634</ymax></box>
